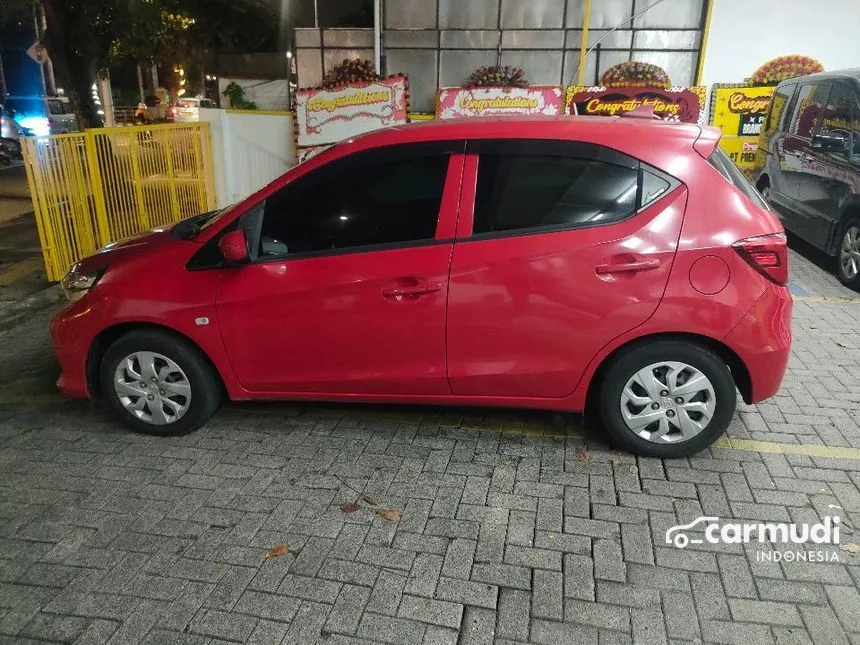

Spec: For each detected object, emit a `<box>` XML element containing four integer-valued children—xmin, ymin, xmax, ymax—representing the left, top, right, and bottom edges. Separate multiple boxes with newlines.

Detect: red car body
<box><xmin>51</xmin><ymin>117</ymin><xmax>791</xmax><ymax>443</ymax></box>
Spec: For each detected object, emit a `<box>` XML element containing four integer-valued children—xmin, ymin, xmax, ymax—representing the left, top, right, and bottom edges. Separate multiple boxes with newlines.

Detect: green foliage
<box><xmin>222</xmin><ymin>82</ymin><xmax>257</xmax><ymax>110</ymax></box>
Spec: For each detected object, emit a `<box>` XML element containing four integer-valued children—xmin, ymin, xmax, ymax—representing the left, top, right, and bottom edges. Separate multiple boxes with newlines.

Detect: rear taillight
<box><xmin>732</xmin><ymin>232</ymin><xmax>788</xmax><ymax>285</ymax></box>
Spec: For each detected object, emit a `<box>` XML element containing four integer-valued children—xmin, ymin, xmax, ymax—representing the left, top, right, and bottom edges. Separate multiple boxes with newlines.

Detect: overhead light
<box><xmin>286</xmin><ymin>51</ymin><xmax>293</xmax><ymax>58</ymax></box>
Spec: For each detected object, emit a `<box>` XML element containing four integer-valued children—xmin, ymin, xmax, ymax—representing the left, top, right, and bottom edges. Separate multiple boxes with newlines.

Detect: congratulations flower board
<box><xmin>295</xmin><ymin>75</ymin><xmax>409</xmax><ymax>151</ymax></box>
<box><xmin>565</xmin><ymin>85</ymin><xmax>707</xmax><ymax>123</ymax></box>
<box><xmin>709</xmin><ymin>84</ymin><xmax>776</xmax><ymax>170</ymax></box>
<box><xmin>435</xmin><ymin>86</ymin><xmax>564</xmax><ymax>119</ymax></box>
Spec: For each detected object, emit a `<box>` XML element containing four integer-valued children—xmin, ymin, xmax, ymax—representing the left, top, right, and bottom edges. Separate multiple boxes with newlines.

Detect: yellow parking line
<box><xmin>792</xmin><ymin>295</ymin><xmax>860</xmax><ymax>304</ymax></box>
<box><xmin>0</xmin><ymin>258</ymin><xmax>43</xmax><ymax>287</ymax></box>
<box><xmin>714</xmin><ymin>437</ymin><xmax>860</xmax><ymax>459</ymax></box>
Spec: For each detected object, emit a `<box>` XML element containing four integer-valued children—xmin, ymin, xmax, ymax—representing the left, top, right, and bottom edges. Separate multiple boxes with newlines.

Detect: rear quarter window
<box><xmin>709</xmin><ymin>148</ymin><xmax>768</xmax><ymax>210</ymax></box>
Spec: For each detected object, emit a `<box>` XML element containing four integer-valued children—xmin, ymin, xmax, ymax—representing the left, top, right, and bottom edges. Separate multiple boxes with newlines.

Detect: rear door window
<box><xmin>470</xmin><ymin>141</ymin><xmax>677</xmax><ymax>236</ymax></box>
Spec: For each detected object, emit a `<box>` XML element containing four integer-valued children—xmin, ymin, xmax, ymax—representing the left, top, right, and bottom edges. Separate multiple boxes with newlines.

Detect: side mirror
<box><xmin>812</xmin><ymin>132</ymin><xmax>848</xmax><ymax>152</ymax></box>
<box><xmin>218</xmin><ymin>229</ymin><xmax>249</xmax><ymax>264</ymax></box>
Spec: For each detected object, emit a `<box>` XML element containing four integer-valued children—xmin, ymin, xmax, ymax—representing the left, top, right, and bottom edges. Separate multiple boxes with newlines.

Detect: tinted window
<box><xmin>641</xmin><ymin>170</ymin><xmax>671</xmax><ymax>207</ymax></box>
<box><xmin>822</xmin><ymin>82</ymin><xmax>860</xmax><ymax>158</ymax></box>
<box><xmin>258</xmin><ymin>152</ymin><xmax>450</xmax><ymax>257</ymax></box>
<box><xmin>473</xmin><ymin>155</ymin><xmax>640</xmax><ymax>235</ymax></box>
<box><xmin>790</xmin><ymin>82</ymin><xmax>829</xmax><ymax>138</ymax></box>
<box><xmin>709</xmin><ymin>148</ymin><xmax>768</xmax><ymax>209</ymax></box>
<box><xmin>765</xmin><ymin>83</ymin><xmax>795</xmax><ymax>134</ymax></box>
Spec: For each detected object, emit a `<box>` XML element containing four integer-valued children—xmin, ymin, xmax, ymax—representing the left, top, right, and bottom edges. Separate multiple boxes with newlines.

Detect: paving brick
<box><xmin>536</xmin><ymin>498</ymin><xmax>564</xmax><ymax>533</ymax></box>
<box><xmin>283</xmin><ymin>601</ymin><xmax>331</xmax><ymax>644</ymax></box>
<box><xmin>530</xmin><ymin>618</ymin><xmax>598</xmax><ymax>645</ymax></box>
<box><xmin>564</xmin><ymin>598</ymin><xmax>630</xmax><ymax>632</ymax></box>
<box><xmin>398</xmin><ymin>594</ymin><xmax>463</xmax><ymax>629</ymax></box>
<box><xmin>700</xmin><ymin>619</ymin><xmax>776</xmax><ymax>645</ymax></box>
<box><xmin>357</xmin><ymin>545</ymin><xmax>416</xmax><ymax>572</ymax></box>
<box><xmin>563</xmin><ymin>554</ymin><xmax>595</xmax><ymax>601</ymax></box>
<box><xmin>422</xmin><ymin>625</ymin><xmax>459</xmax><ymax>645</ymax></box>
<box><xmin>319</xmin><ymin>558</ymin><xmax>380</xmax><ymax>587</ymax></box>
<box><xmin>728</xmin><ymin>598</ymin><xmax>803</xmax><ymax>626</ymax></box>
<box><xmin>631</xmin><ymin>607</ymin><xmax>667</xmax><ymax>645</ymax></box>
<box><xmin>717</xmin><ymin>554</ymin><xmax>757</xmax><ymax>599</ymax></box>
<box><xmin>356</xmin><ymin>612</ymin><xmax>426</xmax><ymax>645</ymax></box>
<box><xmin>404</xmin><ymin>553</ymin><xmax>444</xmax><ymax>598</ymax></box>
<box><xmin>470</xmin><ymin>563</ymin><xmax>531</xmax><ymax>591</ymax></box>
<box><xmin>595</xmin><ymin>580</ymin><xmax>658</xmax><ymax>608</ymax></box>
<box><xmin>594</xmin><ymin>538</ymin><xmax>626</xmax><ymax>582</ymax></box>
<box><xmin>496</xmin><ymin>588</ymin><xmax>529</xmax><ymax>640</ymax></box>
<box><xmin>690</xmin><ymin>572</ymin><xmax>730</xmax><ymax>621</ymax></box>
<box><xmin>459</xmin><ymin>606</ymin><xmax>496</xmax><ymax>645</ymax></box>
<box><xmin>233</xmin><ymin>588</ymin><xmax>302</xmax><ymax>623</ymax></box>
<box><xmin>19</xmin><ymin>612</ymin><xmax>90</xmax><ymax>643</ymax></box>
<box><xmin>441</xmin><ymin>539</ymin><xmax>475</xmax><ymax>580</ymax></box>
<box><xmin>434</xmin><ymin>577</ymin><xmax>498</xmax><ymax>609</ymax></box>
<box><xmin>278</xmin><ymin>573</ymin><xmax>342</xmax><ymax>604</ymax></box>
<box><xmin>825</xmin><ymin>585</ymin><xmax>860</xmax><ymax>633</ymax></box>
<box><xmin>189</xmin><ymin>607</ymin><xmax>257</xmax><ymax>642</ymax></box>
<box><xmin>532</xmin><ymin>570</ymin><xmax>563</xmax><ymax>620</ymax></box>
<box><xmin>506</xmin><ymin>511</ymin><xmax>536</xmax><ymax>547</ymax></box>
<box><xmin>367</xmin><ymin>571</ymin><xmax>408</xmax><ymax>616</ymax></box>
<box><xmin>661</xmin><ymin>590</ymin><xmax>700</xmax><ymax>640</ymax></box>
<box><xmin>620</xmin><ymin>523</ymin><xmax>654</xmax><ymax>565</ymax></box>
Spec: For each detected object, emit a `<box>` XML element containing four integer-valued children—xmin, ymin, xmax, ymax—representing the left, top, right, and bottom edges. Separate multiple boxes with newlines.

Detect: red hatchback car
<box><xmin>52</xmin><ymin>117</ymin><xmax>792</xmax><ymax>457</ymax></box>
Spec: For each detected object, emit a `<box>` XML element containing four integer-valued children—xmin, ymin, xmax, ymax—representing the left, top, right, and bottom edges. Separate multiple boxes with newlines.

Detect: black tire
<box><xmin>835</xmin><ymin>216</ymin><xmax>860</xmax><ymax>291</ymax></box>
<box><xmin>100</xmin><ymin>329</ymin><xmax>222</xmax><ymax>436</ymax></box>
<box><xmin>596</xmin><ymin>340</ymin><xmax>737</xmax><ymax>458</ymax></box>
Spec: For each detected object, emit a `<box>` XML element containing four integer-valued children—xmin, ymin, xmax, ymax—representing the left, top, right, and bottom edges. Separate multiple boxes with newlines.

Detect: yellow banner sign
<box><xmin>710</xmin><ymin>85</ymin><xmax>775</xmax><ymax>170</ymax></box>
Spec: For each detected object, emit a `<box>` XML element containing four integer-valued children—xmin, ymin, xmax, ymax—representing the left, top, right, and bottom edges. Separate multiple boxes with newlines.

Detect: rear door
<box><xmin>445</xmin><ymin>139</ymin><xmax>687</xmax><ymax>398</ymax></box>
<box><xmin>760</xmin><ymin>81</ymin><xmax>797</xmax><ymax>211</ymax></box>
<box><xmin>777</xmin><ymin>81</ymin><xmax>831</xmax><ymax>245</ymax></box>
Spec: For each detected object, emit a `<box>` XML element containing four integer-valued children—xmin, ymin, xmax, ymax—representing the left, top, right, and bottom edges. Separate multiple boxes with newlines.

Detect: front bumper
<box><xmin>722</xmin><ymin>282</ymin><xmax>793</xmax><ymax>403</ymax></box>
<box><xmin>50</xmin><ymin>298</ymin><xmax>100</xmax><ymax>399</ymax></box>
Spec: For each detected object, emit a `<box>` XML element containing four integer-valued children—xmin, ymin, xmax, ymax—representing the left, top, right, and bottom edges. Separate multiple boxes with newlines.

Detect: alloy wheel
<box><xmin>840</xmin><ymin>226</ymin><xmax>860</xmax><ymax>281</ymax></box>
<box><xmin>113</xmin><ymin>351</ymin><xmax>192</xmax><ymax>425</ymax></box>
<box><xmin>619</xmin><ymin>361</ymin><xmax>717</xmax><ymax>444</ymax></box>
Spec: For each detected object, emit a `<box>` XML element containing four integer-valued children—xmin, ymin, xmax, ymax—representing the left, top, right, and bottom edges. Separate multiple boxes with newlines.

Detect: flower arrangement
<box><xmin>600</xmin><ymin>62</ymin><xmax>671</xmax><ymax>89</ymax></box>
<box><xmin>750</xmin><ymin>56</ymin><xmax>824</xmax><ymax>86</ymax></box>
<box><xmin>465</xmin><ymin>65</ymin><xmax>529</xmax><ymax>88</ymax></box>
<box><xmin>322</xmin><ymin>59</ymin><xmax>381</xmax><ymax>89</ymax></box>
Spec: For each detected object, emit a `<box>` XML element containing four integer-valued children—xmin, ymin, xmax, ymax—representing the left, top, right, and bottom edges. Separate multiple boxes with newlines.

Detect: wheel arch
<box><xmin>87</xmin><ymin>321</ymin><xmax>226</xmax><ymax>401</ymax></box>
<box><xmin>830</xmin><ymin>202</ymin><xmax>860</xmax><ymax>256</ymax></box>
<box><xmin>584</xmin><ymin>331</ymin><xmax>753</xmax><ymax>412</ymax></box>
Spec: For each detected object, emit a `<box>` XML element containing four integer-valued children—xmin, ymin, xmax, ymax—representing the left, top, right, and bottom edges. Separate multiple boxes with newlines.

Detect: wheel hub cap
<box><xmin>620</xmin><ymin>361</ymin><xmax>716</xmax><ymax>443</ymax></box>
<box><xmin>114</xmin><ymin>351</ymin><xmax>191</xmax><ymax>425</ymax></box>
<box><xmin>840</xmin><ymin>226</ymin><xmax>860</xmax><ymax>280</ymax></box>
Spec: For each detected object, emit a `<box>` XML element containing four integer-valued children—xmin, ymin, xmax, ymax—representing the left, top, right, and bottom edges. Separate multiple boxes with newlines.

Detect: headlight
<box><xmin>61</xmin><ymin>267</ymin><xmax>103</xmax><ymax>303</ymax></box>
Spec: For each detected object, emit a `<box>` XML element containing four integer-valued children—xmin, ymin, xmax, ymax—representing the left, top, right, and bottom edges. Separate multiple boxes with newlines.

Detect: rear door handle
<box><xmin>382</xmin><ymin>282</ymin><xmax>442</xmax><ymax>299</ymax></box>
<box><xmin>595</xmin><ymin>258</ymin><xmax>662</xmax><ymax>275</ymax></box>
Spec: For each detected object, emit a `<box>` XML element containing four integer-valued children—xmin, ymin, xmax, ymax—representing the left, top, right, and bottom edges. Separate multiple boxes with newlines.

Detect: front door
<box><xmin>797</xmin><ymin>81</ymin><xmax>860</xmax><ymax>252</ymax></box>
<box><xmin>216</xmin><ymin>142</ymin><xmax>464</xmax><ymax>395</ymax></box>
<box><xmin>446</xmin><ymin>140</ymin><xmax>686</xmax><ymax>398</ymax></box>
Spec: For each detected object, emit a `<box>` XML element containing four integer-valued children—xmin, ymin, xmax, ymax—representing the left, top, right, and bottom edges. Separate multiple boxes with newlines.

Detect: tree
<box><xmin>3</xmin><ymin>0</ymin><xmax>277</xmax><ymax>128</ymax></box>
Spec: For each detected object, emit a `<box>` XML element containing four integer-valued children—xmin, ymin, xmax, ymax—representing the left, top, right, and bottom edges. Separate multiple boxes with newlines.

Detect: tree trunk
<box><xmin>40</xmin><ymin>0</ymin><xmax>98</xmax><ymax>129</ymax></box>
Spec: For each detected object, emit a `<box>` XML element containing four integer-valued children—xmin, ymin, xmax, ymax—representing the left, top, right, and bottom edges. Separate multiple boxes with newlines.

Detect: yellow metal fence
<box><xmin>22</xmin><ymin>123</ymin><xmax>216</xmax><ymax>281</ymax></box>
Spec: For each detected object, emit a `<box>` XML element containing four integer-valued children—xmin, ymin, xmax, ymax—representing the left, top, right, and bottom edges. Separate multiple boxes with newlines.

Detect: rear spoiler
<box><xmin>693</xmin><ymin>125</ymin><xmax>721</xmax><ymax>159</ymax></box>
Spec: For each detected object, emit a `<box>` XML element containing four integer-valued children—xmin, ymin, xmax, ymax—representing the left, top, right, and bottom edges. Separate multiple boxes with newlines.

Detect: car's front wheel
<box><xmin>596</xmin><ymin>340</ymin><xmax>736</xmax><ymax>458</ymax></box>
<box><xmin>100</xmin><ymin>329</ymin><xmax>222</xmax><ymax>436</ymax></box>
<box><xmin>837</xmin><ymin>217</ymin><xmax>860</xmax><ymax>290</ymax></box>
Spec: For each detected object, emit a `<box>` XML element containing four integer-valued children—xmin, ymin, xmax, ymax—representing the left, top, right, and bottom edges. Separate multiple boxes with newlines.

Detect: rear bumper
<box><xmin>722</xmin><ymin>283</ymin><xmax>792</xmax><ymax>403</ymax></box>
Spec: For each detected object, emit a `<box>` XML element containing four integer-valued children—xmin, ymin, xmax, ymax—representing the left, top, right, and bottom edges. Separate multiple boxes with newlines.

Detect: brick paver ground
<box><xmin>0</xmin><ymin>240</ymin><xmax>858</xmax><ymax>645</ymax></box>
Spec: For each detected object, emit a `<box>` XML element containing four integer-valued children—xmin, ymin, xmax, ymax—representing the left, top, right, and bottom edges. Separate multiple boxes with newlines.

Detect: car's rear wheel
<box><xmin>837</xmin><ymin>218</ymin><xmax>860</xmax><ymax>290</ymax></box>
<box><xmin>100</xmin><ymin>329</ymin><xmax>222</xmax><ymax>436</ymax></box>
<box><xmin>596</xmin><ymin>340</ymin><xmax>736</xmax><ymax>458</ymax></box>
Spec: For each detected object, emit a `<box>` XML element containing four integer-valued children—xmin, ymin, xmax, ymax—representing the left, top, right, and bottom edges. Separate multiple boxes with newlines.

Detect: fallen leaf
<box><xmin>551</xmin><ymin>436</ymin><xmax>564</xmax><ymax>443</ymax></box>
<box><xmin>341</xmin><ymin>501</ymin><xmax>360</xmax><ymax>514</ymax></box>
<box><xmin>840</xmin><ymin>543</ymin><xmax>860</xmax><ymax>554</ymax></box>
<box><xmin>628</xmin><ymin>464</ymin><xmax>639</xmax><ymax>475</ymax></box>
<box><xmin>264</xmin><ymin>544</ymin><xmax>289</xmax><ymax>558</ymax></box>
<box><xmin>377</xmin><ymin>509</ymin><xmax>402</xmax><ymax>521</ymax></box>
<box><xmin>362</xmin><ymin>495</ymin><xmax>378</xmax><ymax>506</ymax></box>
<box><xmin>575</xmin><ymin>450</ymin><xmax>593</xmax><ymax>463</ymax></box>
<box><xmin>841</xmin><ymin>521</ymin><xmax>855</xmax><ymax>535</ymax></box>
<box><xmin>837</xmin><ymin>342</ymin><xmax>849</xmax><ymax>348</ymax></box>
<box><xmin>611</xmin><ymin>454</ymin><xmax>622</xmax><ymax>468</ymax></box>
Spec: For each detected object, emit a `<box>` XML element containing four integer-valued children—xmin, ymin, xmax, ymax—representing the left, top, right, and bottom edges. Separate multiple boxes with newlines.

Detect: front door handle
<box><xmin>595</xmin><ymin>258</ymin><xmax>662</xmax><ymax>275</ymax></box>
<box><xmin>382</xmin><ymin>281</ymin><xmax>442</xmax><ymax>300</ymax></box>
